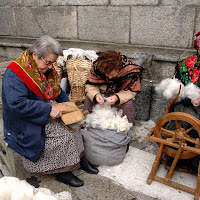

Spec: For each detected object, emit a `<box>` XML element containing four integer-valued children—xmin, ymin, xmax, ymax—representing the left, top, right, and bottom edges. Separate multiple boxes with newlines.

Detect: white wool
<box><xmin>54</xmin><ymin>191</ymin><xmax>72</xmax><ymax>200</ymax></box>
<box><xmin>34</xmin><ymin>187</ymin><xmax>52</xmax><ymax>195</ymax></box>
<box><xmin>33</xmin><ymin>191</ymin><xmax>57</xmax><ymax>200</ymax></box>
<box><xmin>0</xmin><ymin>177</ymin><xmax>34</xmax><ymax>200</ymax></box>
<box><xmin>34</xmin><ymin>188</ymin><xmax>72</xmax><ymax>200</ymax></box>
<box><xmin>156</xmin><ymin>78</ymin><xmax>200</xmax><ymax>104</ymax></box>
<box><xmin>0</xmin><ymin>177</ymin><xmax>22</xmax><ymax>200</ymax></box>
<box><xmin>84</xmin><ymin>50</ymin><xmax>99</xmax><ymax>62</ymax></box>
<box><xmin>0</xmin><ymin>177</ymin><xmax>72</xmax><ymax>200</ymax></box>
<box><xmin>10</xmin><ymin>180</ymin><xmax>34</xmax><ymax>200</ymax></box>
<box><xmin>58</xmin><ymin>48</ymin><xmax>98</xmax><ymax>65</ymax></box>
<box><xmin>85</xmin><ymin>103</ymin><xmax>132</xmax><ymax>133</ymax></box>
<box><xmin>133</xmin><ymin>120</ymin><xmax>155</xmax><ymax>143</ymax></box>
<box><xmin>184</xmin><ymin>83</ymin><xmax>200</xmax><ymax>105</ymax></box>
<box><xmin>155</xmin><ymin>78</ymin><xmax>185</xmax><ymax>100</ymax></box>
<box><xmin>56</xmin><ymin>56</ymin><xmax>65</xmax><ymax>66</ymax></box>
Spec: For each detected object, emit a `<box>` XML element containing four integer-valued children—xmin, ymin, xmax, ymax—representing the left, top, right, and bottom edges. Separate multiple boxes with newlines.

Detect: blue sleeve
<box><xmin>56</xmin><ymin>88</ymin><xmax>70</xmax><ymax>103</ymax></box>
<box><xmin>3</xmin><ymin>69</ymin><xmax>51</xmax><ymax>125</ymax></box>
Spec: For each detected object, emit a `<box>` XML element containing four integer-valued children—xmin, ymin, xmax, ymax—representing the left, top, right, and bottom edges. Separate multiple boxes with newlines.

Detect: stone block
<box><xmin>47</xmin><ymin>0</ymin><xmax>108</xmax><ymax>6</ymax></box>
<box><xmin>78</xmin><ymin>6</ymin><xmax>130</xmax><ymax>43</ymax></box>
<box><xmin>126</xmin><ymin>53</ymin><xmax>153</xmax><ymax>73</ymax></box>
<box><xmin>0</xmin><ymin>61</ymin><xmax>11</xmax><ymax>76</ymax></box>
<box><xmin>111</xmin><ymin>0</ymin><xmax>159</xmax><ymax>5</ymax></box>
<box><xmin>0</xmin><ymin>0</ymin><xmax>40</xmax><ymax>7</ymax></box>
<box><xmin>135</xmin><ymin>80</ymin><xmax>152</xmax><ymax>121</ymax></box>
<box><xmin>0</xmin><ymin>8</ymin><xmax>17</xmax><ymax>36</ymax></box>
<box><xmin>0</xmin><ymin>73</ymin><xmax>2</xmax><ymax>100</ymax></box>
<box><xmin>195</xmin><ymin>8</ymin><xmax>200</xmax><ymax>36</ymax></box>
<box><xmin>150</xmin><ymin>84</ymin><xmax>168</xmax><ymax>123</ymax></box>
<box><xmin>0</xmin><ymin>47</ymin><xmax>24</xmax><ymax>60</ymax></box>
<box><xmin>131</xmin><ymin>6</ymin><xmax>195</xmax><ymax>48</ymax></box>
<box><xmin>0</xmin><ymin>0</ymin><xmax>13</xmax><ymax>6</ymax></box>
<box><xmin>143</xmin><ymin>60</ymin><xmax>175</xmax><ymax>81</ymax></box>
<box><xmin>14</xmin><ymin>7</ymin><xmax>77</xmax><ymax>39</ymax></box>
<box><xmin>162</xmin><ymin>0</ymin><xmax>200</xmax><ymax>6</ymax></box>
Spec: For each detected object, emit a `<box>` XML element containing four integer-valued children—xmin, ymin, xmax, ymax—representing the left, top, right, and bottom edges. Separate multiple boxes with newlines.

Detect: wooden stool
<box><xmin>0</xmin><ymin>136</ymin><xmax>16</xmax><ymax>177</ymax></box>
<box><xmin>0</xmin><ymin>110</ymin><xmax>16</xmax><ymax>176</ymax></box>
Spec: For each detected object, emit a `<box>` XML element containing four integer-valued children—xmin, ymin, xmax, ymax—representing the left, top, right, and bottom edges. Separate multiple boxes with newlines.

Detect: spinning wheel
<box><xmin>146</xmin><ymin>88</ymin><xmax>200</xmax><ymax>200</ymax></box>
<box><xmin>154</xmin><ymin>112</ymin><xmax>200</xmax><ymax>159</ymax></box>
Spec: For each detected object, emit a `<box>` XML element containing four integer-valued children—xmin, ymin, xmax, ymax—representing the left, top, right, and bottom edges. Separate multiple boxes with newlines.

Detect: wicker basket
<box><xmin>66</xmin><ymin>58</ymin><xmax>91</xmax><ymax>100</ymax></box>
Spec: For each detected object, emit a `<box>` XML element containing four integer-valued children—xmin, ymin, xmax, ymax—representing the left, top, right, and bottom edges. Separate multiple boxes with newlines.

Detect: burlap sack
<box><xmin>81</xmin><ymin>127</ymin><xmax>132</xmax><ymax>166</ymax></box>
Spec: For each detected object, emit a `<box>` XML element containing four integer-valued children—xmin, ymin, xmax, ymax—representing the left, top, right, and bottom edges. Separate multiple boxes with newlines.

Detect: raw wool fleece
<box><xmin>82</xmin><ymin>103</ymin><xmax>132</xmax><ymax>166</ymax></box>
<box><xmin>0</xmin><ymin>176</ymin><xmax>72</xmax><ymax>200</ymax></box>
<box><xmin>57</xmin><ymin>48</ymin><xmax>98</xmax><ymax>66</ymax></box>
<box><xmin>133</xmin><ymin>120</ymin><xmax>156</xmax><ymax>143</ymax></box>
<box><xmin>85</xmin><ymin>103</ymin><xmax>133</xmax><ymax>133</ymax></box>
<box><xmin>155</xmin><ymin>78</ymin><xmax>200</xmax><ymax>104</ymax></box>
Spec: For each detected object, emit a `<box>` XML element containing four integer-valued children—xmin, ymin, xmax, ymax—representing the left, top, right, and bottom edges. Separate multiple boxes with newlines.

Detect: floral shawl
<box><xmin>7</xmin><ymin>50</ymin><xmax>61</xmax><ymax>101</ymax></box>
<box><xmin>175</xmin><ymin>53</ymin><xmax>200</xmax><ymax>87</ymax></box>
<box><xmin>86</xmin><ymin>54</ymin><xmax>143</xmax><ymax>94</ymax></box>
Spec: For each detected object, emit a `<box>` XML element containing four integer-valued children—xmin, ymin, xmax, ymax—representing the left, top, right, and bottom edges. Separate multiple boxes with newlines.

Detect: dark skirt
<box><xmin>165</xmin><ymin>98</ymin><xmax>200</xmax><ymax>173</ymax></box>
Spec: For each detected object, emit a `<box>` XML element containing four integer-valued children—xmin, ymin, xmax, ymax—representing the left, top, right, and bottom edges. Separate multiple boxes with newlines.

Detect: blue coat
<box><xmin>2</xmin><ymin>68</ymin><xmax>69</xmax><ymax>162</ymax></box>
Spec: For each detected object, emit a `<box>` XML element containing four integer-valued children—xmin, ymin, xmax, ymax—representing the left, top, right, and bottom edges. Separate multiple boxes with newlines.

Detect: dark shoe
<box><xmin>81</xmin><ymin>162</ymin><xmax>99</xmax><ymax>174</ymax></box>
<box><xmin>55</xmin><ymin>172</ymin><xmax>84</xmax><ymax>187</ymax></box>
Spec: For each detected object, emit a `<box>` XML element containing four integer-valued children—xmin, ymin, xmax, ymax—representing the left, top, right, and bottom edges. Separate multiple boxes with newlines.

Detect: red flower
<box><xmin>27</xmin><ymin>60</ymin><xmax>30</xmax><ymax>68</ymax></box>
<box><xmin>188</xmin><ymin>68</ymin><xmax>193</xmax><ymax>75</ymax></box>
<box><xmin>184</xmin><ymin>55</ymin><xmax>197</xmax><ymax>67</ymax></box>
<box><xmin>26</xmin><ymin>61</ymin><xmax>34</xmax><ymax>71</ymax></box>
<box><xmin>191</xmin><ymin>68</ymin><xmax>200</xmax><ymax>83</ymax></box>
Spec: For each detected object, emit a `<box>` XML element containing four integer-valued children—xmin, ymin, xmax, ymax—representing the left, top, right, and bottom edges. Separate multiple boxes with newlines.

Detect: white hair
<box><xmin>29</xmin><ymin>35</ymin><xmax>62</xmax><ymax>58</ymax></box>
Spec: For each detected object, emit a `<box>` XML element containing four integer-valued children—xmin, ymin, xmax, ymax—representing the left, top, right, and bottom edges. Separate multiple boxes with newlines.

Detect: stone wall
<box><xmin>0</xmin><ymin>0</ymin><xmax>199</xmax><ymax>122</ymax></box>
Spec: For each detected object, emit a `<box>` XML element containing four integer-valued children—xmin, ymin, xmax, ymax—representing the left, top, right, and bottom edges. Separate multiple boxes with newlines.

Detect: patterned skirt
<box><xmin>22</xmin><ymin>113</ymin><xmax>84</xmax><ymax>173</ymax></box>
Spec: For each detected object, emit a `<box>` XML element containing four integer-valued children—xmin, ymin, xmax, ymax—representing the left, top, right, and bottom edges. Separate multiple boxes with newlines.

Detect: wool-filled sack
<box><xmin>81</xmin><ymin>126</ymin><xmax>132</xmax><ymax>166</ymax></box>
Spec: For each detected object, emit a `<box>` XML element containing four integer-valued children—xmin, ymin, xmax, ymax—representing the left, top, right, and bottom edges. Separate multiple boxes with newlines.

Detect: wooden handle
<box><xmin>82</xmin><ymin>110</ymin><xmax>89</xmax><ymax>116</ymax></box>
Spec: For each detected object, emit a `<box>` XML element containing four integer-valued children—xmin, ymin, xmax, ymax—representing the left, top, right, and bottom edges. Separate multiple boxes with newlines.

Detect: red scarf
<box><xmin>87</xmin><ymin>54</ymin><xmax>143</xmax><ymax>94</ymax></box>
<box><xmin>8</xmin><ymin>50</ymin><xmax>61</xmax><ymax>101</ymax></box>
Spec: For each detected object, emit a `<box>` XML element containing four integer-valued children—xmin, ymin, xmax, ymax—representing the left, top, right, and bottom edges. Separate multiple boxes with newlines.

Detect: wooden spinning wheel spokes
<box><xmin>154</xmin><ymin>112</ymin><xmax>200</xmax><ymax>159</ymax></box>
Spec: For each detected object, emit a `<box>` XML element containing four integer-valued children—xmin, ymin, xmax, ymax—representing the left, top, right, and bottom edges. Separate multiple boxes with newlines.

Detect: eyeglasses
<box><xmin>41</xmin><ymin>57</ymin><xmax>57</xmax><ymax>66</ymax></box>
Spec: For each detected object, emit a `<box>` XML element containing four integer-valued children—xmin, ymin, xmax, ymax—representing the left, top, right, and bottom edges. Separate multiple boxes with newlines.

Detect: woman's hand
<box><xmin>106</xmin><ymin>95</ymin><xmax>119</xmax><ymax>105</ymax></box>
<box><xmin>96</xmin><ymin>93</ymin><xmax>104</xmax><ymax>104</ymax></box>
<box><xmin>192</xmin><ymin>96</ymin><xmax>200</xmax><ymax>107</ymax></box>
<box><xmin>50</xmin><ymin>107</ymin><xmax>62</xmax><ymax>119</ymax></box>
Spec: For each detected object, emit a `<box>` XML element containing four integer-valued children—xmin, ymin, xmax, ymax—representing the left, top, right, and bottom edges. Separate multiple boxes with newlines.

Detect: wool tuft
<box><xmin>57</xmin><ymin>48</ymin><xmax>98</xmax><ymax>66</ymax></box>
<box><xmin>85</xmin><ymin>103</ymin><xmax>132</xmax><ymax>133</ymax></box>
<box><xmin>133</xmin><ymin>120</ymin><xmax>155</xmax><ymax>143</ymax></box>
<box><xmin>0</xmin><ymin>176</ymin><xmax>72</xmax><ymax>200</ymax></box>
<box><xmin>184</xmin><ymin>83</ymin><xmax>200</xmax><ymax>105</ymax></box>
<box><xmin>155</xmin><ymin>78</ymin><xmax>185</xmax><ymax>100</ymax></box>
<box><xmin>155</xmin><ymin>78</ymin><xmax>200</xmax><ymax>104</ymax></box>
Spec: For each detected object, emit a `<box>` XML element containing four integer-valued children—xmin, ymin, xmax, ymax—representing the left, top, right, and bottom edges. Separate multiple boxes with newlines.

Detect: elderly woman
<box><xmin>165</xmin><ymin>31</ymin><xmax>200</xmax><ymax>172</ymax></box>
<box><xmin>84</xmin><ymin>50</ymin><xmax>143</xmax><ymax>124</ymax></box>
<box><xmin>2</xmin><ymin>35</ymin><xmax>98</xmax><ymax>187</ymax></box>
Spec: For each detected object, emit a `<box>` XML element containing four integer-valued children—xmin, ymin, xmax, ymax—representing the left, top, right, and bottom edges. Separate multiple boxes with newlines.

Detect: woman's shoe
<box><xmin>81</xmin><ymin>162</ymin><xmax>99</xmax><ymax>174</ymax></box>
<box><xmin>80</xmin><ymin>155</ymin><xmax>99</xmax><ymax>174</ymax></box>
<box><xmin>55</xmin><ymin>172</ymin><xmax>84</xmax><ymax>187</ymax></box>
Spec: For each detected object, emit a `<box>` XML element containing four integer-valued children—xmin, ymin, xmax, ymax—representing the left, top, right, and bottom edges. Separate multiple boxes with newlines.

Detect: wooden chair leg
<box><xmin>0</xmin><ymin>139</ymin><xmax>16</xmax><ymax>177</ymax></box>
<box><xmin>6</xmin><ymin>147</ymin><xmax>16</xmax><ymax>177</ymax></box>
<box><xmin>147</xmin><ymin>143</ymin><xmax>164</xmax><ymax>184</ymax></box>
